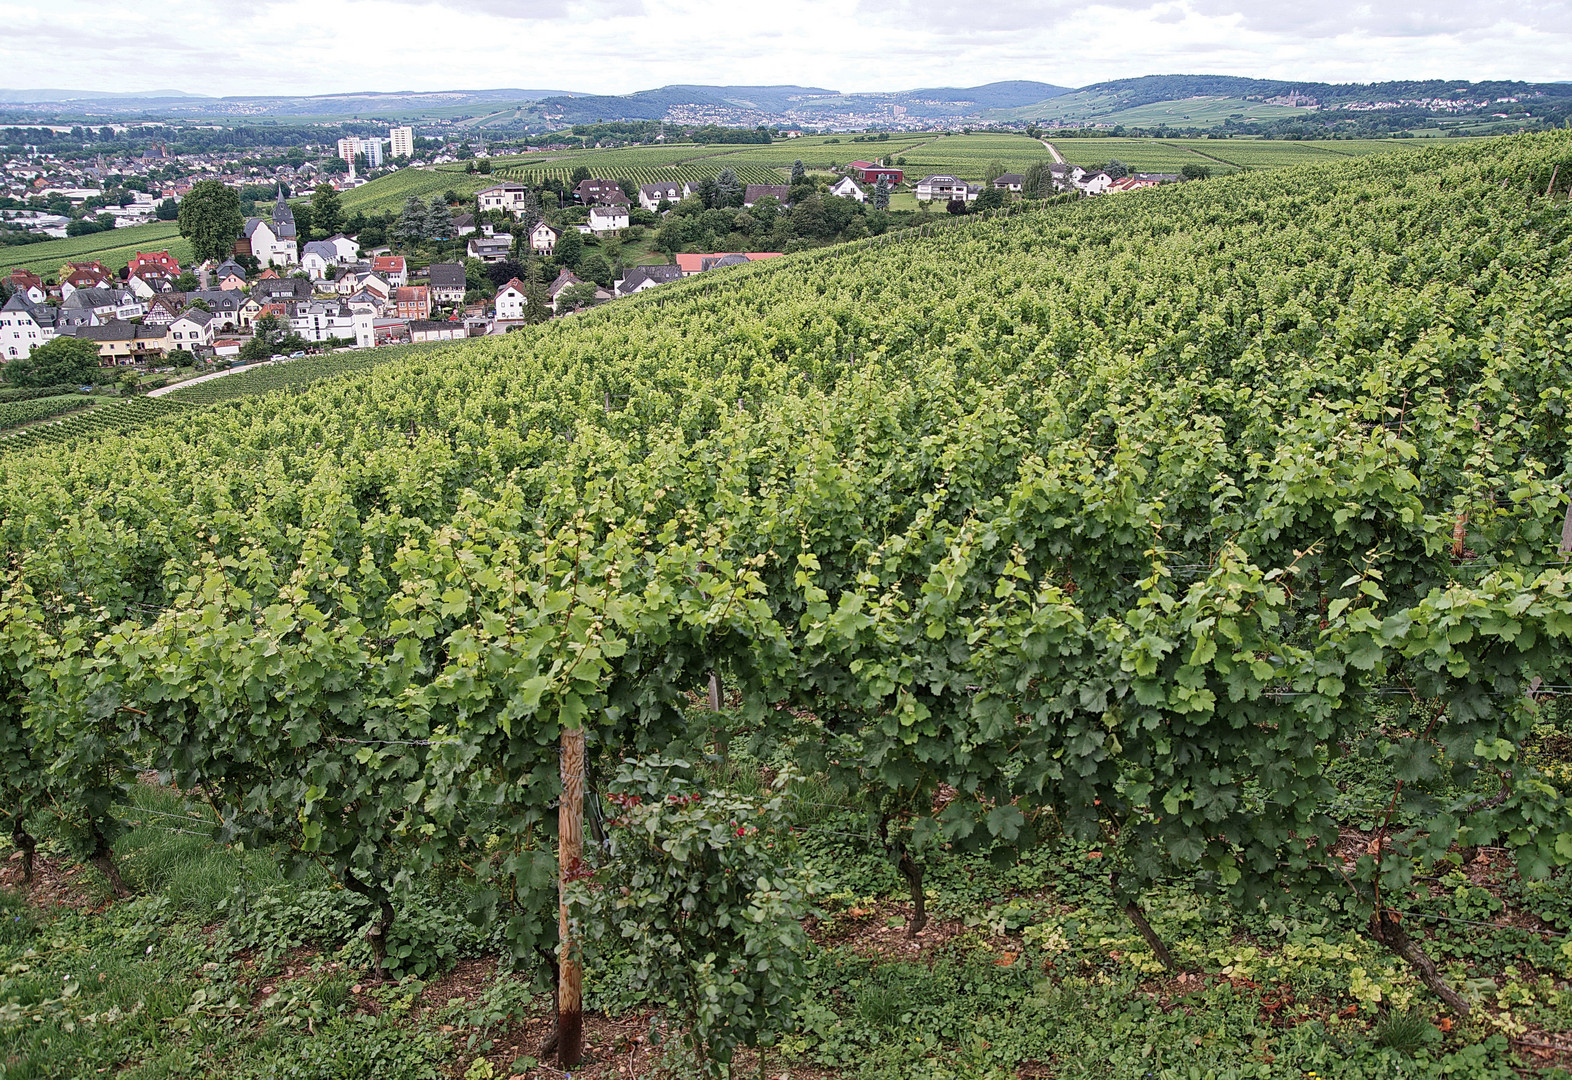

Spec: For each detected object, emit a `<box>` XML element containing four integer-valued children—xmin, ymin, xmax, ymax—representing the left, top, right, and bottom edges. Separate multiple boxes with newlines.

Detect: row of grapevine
<box><xmin>2</xmin><ymin>133</ymin><xmax>1570</xmax><ymax>1034</ymax></box>
<box><xmin>0</xmin><ymin>396</ymin><xmax>190</xmax><ymax>453</ymax></box>
<box><xmin>491</xmin><ymin>162</ymin><xmax>787</xmax><ymax>188</ymax></box>
<box><xmin>0</xmin><ymin>394</ymin><xmax>93</xmax><ymax>431</ymax></box>
<box><xmin>167</xmin><ymin>344</ymin><xmax>462</xmax><ymax>406</ymax></box>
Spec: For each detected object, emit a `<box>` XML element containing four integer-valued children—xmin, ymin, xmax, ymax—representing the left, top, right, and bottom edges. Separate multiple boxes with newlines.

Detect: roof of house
<box><xmin>639</xmin><ymin>182</ymin><xmax>682</xmax><ymax>197</ymax></box>
<box><xmin>408</xmin><ymin>320</ymin><xmax>458</xmax><ymax>332</ymax></box>
<box><xmin>588</xmin><ymin>205</ymin><xmax>627</xmax><ymax>219</ymax></box>
<box><xmin>62</xmin><ymin>287</ymin><xmax>132</xmax><ymax>309</ymax></box>
<box><xmin>253</xmin><ymin>277</ymin><xmax>311</xmax><ymax>299</ymax></box>
<box><xmin>495</xmin><ymin>278</ymin><xmax>527</xmax><ymax>296</ymax></box>
<box><xmin>917</xmin><ymin>175</ymin><xmax>962</xmax><ymax>185</ymax></box>
<box><xmin>301</xmin><ymin>241</ymin><xmax>339</xmax><ymax>260</ymax></box>
<box><xmin>68</xmin><ymin>320</ymin><xmax>166</xmax><ymax>342</ymax></box>
<box><xmin>615</xmin><ymin>264</ymin><xmax>684</xmax><ymax>295</ymax></box>
<box><xmin>174</xmin><ymin>308</ymin><xmax>217</xmax><ymax>326</ymax></box>
<box><xmin>547</xmin><ymin>268</ymin><xmax>581</xmax><ymax>298</ymax></box>
<box><xmin>478</xmin><ymin>183</ymin><xmax>527</xmax><ymax>194</ymax></box>
<box><xmin>673</xmin><ymin>252</ymin><xmax>783</xmax><ymax>274</ymax></box>
<box><xmin>427</xmin><ymin>263</ymin><xmax>466</xmax><ymax>288</ymax></box>
<box><xmin>372</xmin><ymin>256</ymin><xmax>406</xmax><ymax>272</ymax></box>
<box><xmin>393</xmin><ymin>286</ymin><xmax>427</xmax><ymax>302</ymax></box>
<box><xmin>532</xmin><ymin>221</ymin><xmax>558</xmax><ymax>236</ymax></box>
<box><xmin>993</xmin><ymin>173</ymin><xmax>1024</xmax><ymax>185</ymax></box>
<box><xmin>744</xmin><ymin>184</ymin><xmax>791</xmax><ymax>204</ymax></box>
<box><xmin>6</xmin><ymin>269</ymin><xmax>43</xmax><ymax>287</ymax></box>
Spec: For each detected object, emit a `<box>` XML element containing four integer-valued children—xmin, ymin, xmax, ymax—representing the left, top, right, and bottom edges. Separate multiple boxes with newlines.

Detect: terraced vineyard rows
<box><xmin>167</xmin><ymin>343</ymin><xmax>465</xmax><ymax>405</ymax></box>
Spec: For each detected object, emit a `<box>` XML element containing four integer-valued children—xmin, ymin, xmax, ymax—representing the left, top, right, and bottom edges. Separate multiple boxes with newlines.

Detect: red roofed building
<box><xmin>494</xmin><ymin>278</ymin><xmax>528</xmax><ymax>321</ymax></box>
<box><xmin>393</xmin><ymin>285</ymin><xmax>430</xmax><ymax>320</ymax></box>
<box><xmin>127</xmin><ymin>251</ymin><xmax>182</xmax><ymax>278</ymax></box>
<box><xmin>848</xmin><ymin>161</ymin><xmax>903</xmax><ymax>184</ymax></box>
<box><xmin>673</xmin><ymin>252</ymin><xmax>784</xmax><ymax>276</ymax></box>
<box><xmin>60</xmin><ymin>261</ymin><xmax>113</xmax><ymax>292</ymax></box>
<box><xmin>372</xmin><ymin>256</ymin><xmax>407</xmax><ymax>288</ymax></box>
<box><xmin>6</xmin><ymin>269</ymin><xmax>45</xmax><ymax>302</ymax></box>
<box><xmin>258</xmin><ymin>268</ymin><xmax>279</xmax><ymax>280</ymax></box>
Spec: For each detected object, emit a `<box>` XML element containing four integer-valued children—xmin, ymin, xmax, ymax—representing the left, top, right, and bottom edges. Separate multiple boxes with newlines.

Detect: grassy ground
<box><xmin>7</xmin><ymin>715</ymin><xmax>1572</xmax><ymax>1080</ymax></box>
<box><xmin>0</xmin><ymin>222</ymin><xmax>190</xmax><ymax>276</ymax></box>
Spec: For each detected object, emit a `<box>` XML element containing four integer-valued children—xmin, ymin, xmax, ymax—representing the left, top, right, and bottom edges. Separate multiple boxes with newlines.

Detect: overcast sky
<box><xmin>4</xmin><ymin>0</ymin><xmax>1570</xmax><ymax>97</ymax></box>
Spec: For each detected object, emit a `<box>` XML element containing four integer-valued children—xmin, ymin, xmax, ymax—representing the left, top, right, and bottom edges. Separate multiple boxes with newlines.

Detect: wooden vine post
<box><xmin>557</xmin><ymin>723</ymin><xmax>585</xmax><ymax>1068</ymax></box>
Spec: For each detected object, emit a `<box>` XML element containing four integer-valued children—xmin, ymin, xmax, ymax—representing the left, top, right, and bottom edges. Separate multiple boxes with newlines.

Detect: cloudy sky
<box><xmin>3</xmin><ymin>0</ymin><xmax>1570</xmax><ymax>96</ymax></box>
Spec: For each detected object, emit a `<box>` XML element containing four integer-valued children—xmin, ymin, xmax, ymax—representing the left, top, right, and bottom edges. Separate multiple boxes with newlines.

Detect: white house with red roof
<box><xmin>372</xmin><ymin>255</ymin><xmax>407</xmax><ymax>288</ymax></box>
<box><xmin>493</xmin><ymin>277</ymin><xmax>528</xmax><ymax>321</ymax></box>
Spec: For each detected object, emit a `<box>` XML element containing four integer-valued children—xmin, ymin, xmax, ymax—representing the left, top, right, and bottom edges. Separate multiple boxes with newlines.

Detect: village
<box><xmin>0</xmin><ymin>123</ymin><xmax>1186</xmax><ymax>371</ymax></box>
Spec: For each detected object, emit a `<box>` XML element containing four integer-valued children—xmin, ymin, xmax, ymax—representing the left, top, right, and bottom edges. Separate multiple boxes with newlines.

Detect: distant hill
<box><xmin>898</xmin><ymin>81</ymin><xmax>1072</xmax><ymax>108</ymax></box>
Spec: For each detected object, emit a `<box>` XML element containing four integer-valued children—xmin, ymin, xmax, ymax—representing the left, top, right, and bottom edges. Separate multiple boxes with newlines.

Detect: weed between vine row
<box><xmin>6</xmin><ymin>732</ymin><xmax>1572</xmax><ymax>1080</ymax></box>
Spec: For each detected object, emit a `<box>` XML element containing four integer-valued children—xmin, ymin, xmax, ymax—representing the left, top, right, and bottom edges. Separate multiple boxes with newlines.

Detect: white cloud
<box><xmin>0</xmin><ymin>0</ymin><xmax>1568</xmax><ymax>97</ymax></box>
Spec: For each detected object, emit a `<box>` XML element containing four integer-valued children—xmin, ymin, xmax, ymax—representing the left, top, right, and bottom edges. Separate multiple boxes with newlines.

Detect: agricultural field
<box><xmin>3</xmin><ymin>133</ymin><xmax>1572</xmax><ymax>1080</ymax></box>
<box><xmin>0</xmin><ymin>393</ymin><xmax>93</xmax><ymax>430</ymax></box>
<box><xmin>0</xmin><ymin>222</ymin><xmax>191</xmax><ymax>277</ymax></box>
<box><xmin>493</xmin><ymin>161</ymin><xmax>786</xmax><ymax>188</ymax></box>
<box><xmin>898</xmin><ymin>132</ymin><xmax>1060</xmax><ymax>176</ymax></box>
<box><xmin>334</xmin><ymin>168</ymin><xmax>496</xmax><ymax>216</ymax></box>
<box><xmin>1049</xmin><ymin>137</ymin><xmax>1226</xmax><ymax>174</ymax></box>
<box><xmin>166</xmin><ymin>342</ymin><xmax>466</xmax><ymax>405</ymax></box>
<box><xmin>0</xmin><ymin>394</ymin><xmax>188</xmax><ymax>453</ymax></box>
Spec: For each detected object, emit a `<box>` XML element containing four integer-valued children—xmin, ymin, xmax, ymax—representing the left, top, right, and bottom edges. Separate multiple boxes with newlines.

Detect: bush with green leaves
<box><xmin>577</xmin><ymin>758</ymin><xmax>815</xmax><ymax>1077</ymax></box>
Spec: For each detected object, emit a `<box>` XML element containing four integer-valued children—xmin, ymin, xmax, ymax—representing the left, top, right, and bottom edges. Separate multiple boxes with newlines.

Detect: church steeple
<box><xmin>272</xmin><ymin>186</ymin><xmax>296</xmax><ymax>238</ymax></box>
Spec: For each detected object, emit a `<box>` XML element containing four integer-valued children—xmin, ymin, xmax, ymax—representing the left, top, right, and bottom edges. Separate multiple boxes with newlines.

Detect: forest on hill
<box><xmin>2</xmin><ymin>133</ymin><xmax>1571</xmax><ymax>1079</ymax></box>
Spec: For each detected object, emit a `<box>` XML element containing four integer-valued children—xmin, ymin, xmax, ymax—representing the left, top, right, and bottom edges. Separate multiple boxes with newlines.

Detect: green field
<box><xmin>0</xmin><ymin>222</ymin><xmax>191</xmax><ymax>277</ymax></box>
<box><xmin>335</xmin><ymin>168</ymin><xmax>496</xmax><ymax>215</ymax></box>
<box><xmin>992</xmin><ymin>91</ymin><xmax>1319</xmax><ymax>128</ymax></box>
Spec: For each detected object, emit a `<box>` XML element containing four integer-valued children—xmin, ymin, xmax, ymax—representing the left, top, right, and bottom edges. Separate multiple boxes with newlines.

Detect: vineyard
<box><xmin>0</xmin><ymin>395</ymin><xmax>189</xmax><ymax>453</ymax></box>
<box><xmin>3</xmin><ymin>133</ymin><xmax>1572</xmax><ymax>1079</ymax></box>
<box><xmin>0</xmin><ymin>393</ymin><xmax>93</xmax><ymax>431</ymax></box>
<box><xmin>166</xmin><ymin>343</ymin><xmax>468</xmax><ymax>405</ymax></box>
<box><xmin>490</xmin><ymin>161</ymin><xmax>787</xmax><ymax>188</ymax></box>
<box><xmin>0</xmin><ymin>222</ymin><xmax>191</xmax><ymax>277</ymax></box>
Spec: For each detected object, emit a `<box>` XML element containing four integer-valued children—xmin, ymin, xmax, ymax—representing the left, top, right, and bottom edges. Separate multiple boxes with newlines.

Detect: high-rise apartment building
<box><xmin>336</xmin><ymin>136</ymin><xmax>384</xmax><ymax>169</ymax></box>
<box><xmin>389</xmin><ymin>126</ymin><xmax>414</xmax><ymax>159</ymax></box>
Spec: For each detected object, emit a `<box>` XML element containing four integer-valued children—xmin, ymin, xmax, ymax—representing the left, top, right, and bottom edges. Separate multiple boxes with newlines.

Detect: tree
<box><xmin>1180</xmin><ymin>163</ymin><xmax>1212</xmax><ymax>181</ymax></box>
<box><xmin>984</xmin><ymin>160</ymin><xmax>1006</xmax><ymax>183</ymax></box>
<box><xmin>872</xmin><ymin>178</ymin><xmax>891</xmax><ymax>211</ymax></box>
<box><xmin>569</xmin><ymin>165</ymin><xmax>592</xmax><ymax>188</ymax></box>
<box><xmin>292</xmin><ymin>201</ymin><xmax>314</xmax><ymax>244</ymax></box>
<box><xmin>477</xmin><ymin>159</ymin><xmax>492</xmax><ymax>174</ymax></box>
<box><xmin>790</xmin><ymin>160</ymin><xmax>806</xmax><ymax>185</ymax></box>
<box><xmin>557</xmin><ymin>281</ymin><xmax>600</xmax><ymax>311</ymax></box>
<box><xmin>713</xmin><ymin>168</ymin><xmax>743</xmax><ymax>209</ymax></box>
<box><xmin>425</xmin><ymin>196</ymin><xmax>455</xmax><ymax>242</ymax></box>
<box><xmin>1022</xmin><ymin>162</ymin><xmax>1052</xmax><ymax>199</ymax></box>
<box><xmin>1104</xmin><ymin>159</ymin><xmax>1129</xmax><ymax>180</ymax></box>
<box><xmin>394</xmin><ymin>195</ymin><xmax>427</xmax><ymax>249</ymax></box>
<box><xmin>555</xmin><ymin>227</ymin><xmax>583</xmax><ymax>269</ymax></box>
<box><xmin>251</xmin><ymin>313</ymin><xmax>287</xmax><ymax>348</ymax></box>
<box><xmin>2</xmin><ymin>335</ymin><xmax>101</xmax><ymax>387</ymax></box>
<box><xmin>178</xmin><ymin>180</ymin><xmax>244</xmax><ymax>262</ymax></box>
<box><xmin>312</xmin><ymin>184</ymin><xmax>344</xmax><ymax>237</ymax></box>
<box><xmin>155</xmin><ymin>198</ymin><xmax>179</xmax><ymax>221</ymax></box>
<box><xmin>522</xmin><ymin>258</ymin><xmax>551</xmax><ymax>324</ymax></box>
<box><xmin>974</xmin><ymin>185</ymin><xmax>1005</xmax><ymax>212</ymax></box>
<box><xmin>578</xmin><ymin>253</ymin><xmax>613</xmax><ymax>288</ymax></box>
<box><xmin>174</xmin><ymin>271</ymin><xmax>198</xmax><ymax>292</ymax></box>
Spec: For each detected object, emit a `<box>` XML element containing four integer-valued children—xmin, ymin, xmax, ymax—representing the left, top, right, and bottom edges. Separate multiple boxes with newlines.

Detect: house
<box><xmin>530</xmin><ymin>221</ymin><xmax>558</xmax><ymax>254</ymax></box>
<box><xmin>215</xmin><ymin>265</ymin><xmax>249</xmax><ymax>291</ymax></box>
<box><xmin>60</xmin><ymin>262</ymin><xmax>114</xmax><ymax>296</ymax></box>
<box><xmin>126</xmin><ymin>251</ymin><xmax>181</xmax><ymax>279</ymax></box>
<box><xmin>6</xmin><ymin>270</ymin><xmax>46</xmax><ymax>305</ymax></box>
<box><xmin>240</xmin><ymin>218</ymin><xmax>297</xmax><ymax>268</ymax></box>
<box><xmin>393</xmin><ymin>286</ymin><xmax>430</xmax><ymax>320</ymax></box>
<box><xmin>743</xmin><ymin>184</ymin><xmax>792</xmax><ymax>208</ymax></box>
<box><xmin>176</xmin><ymin>290</ymin><xmax>261</xmax><ymax>332</ymax></box>
<box><xmin>1106</xmin><ymin>176</ymin><xmax>1161</xmax><ymax>194</ymax></box>
<box><xmin>143</xmin><ymin>295</ymin><xmax>187</xmax><ymax>325</ymax></box>
<box><xmin>672</xmin><ymin>252</ymin><xmax>783</xmax><ymax>276</ymax></box>
<box><xmin>587</xmin><ymin>205</ymin><xmax>629</xmax><ymax>234</ymax></box>
<box><xmin>453</xmin><ymin>213</ymin><xmax>477</xmax><ymax>237</ymax></box>
<box><xmin>408</xmin><ymin>320</ymin><xmax>464</xmax><ymax>342</ymax></box>
<box><xmin>290</xmin><ymin>300</ymin><xmax>357</xmax><ymax>343</ymax></box>
<box><xmin>67</xmin><ymin>320</ymin><xmax>169</xmax><ymax>365</ymax></box>
<box><xmin>253</xmin><ymin>277</ymin><xmax>312</xmax><ymax>303</ymax></box>
<box><xmin>427</xmin><ymin>263</ymin><xmax>467</xmax><ymax>304</ymax></box>
<box><xmin>213</xmin><ymin>338</ymin><xmax>242</xmax><ymax>359</ymax></box>
<box><xmin>372</xmin><ymin>256</ymin><xmax>407</xmax><ymax>288</ymax></box>
<box><xmin>828</xmin><ymin>177</ymin><xmax>866</xmax><ymax>202</ymax></box>
<box><xmin>848</xmin><ymin>161</ymin><xmax>903</xmax><ymax>184</ymax></box>
<box><xmin>373</xmin><ymin>318</ymin><xmax>411</xmax><ymax>345</ymax></box>
<box><xmin>167</xmin><ymin>308</ymin><xmax>217</xmax><ymax>351</ymax></box>
<box><xmin>477</xmin><ymin>183</ymin><xmax>530</xmax><ymax>212</ymax></box>
<box><xmin>1132</xmin><ymin>173</ymin><xmax>1181</xmax><ymax>185</ymax></box>
<box><xmin>914</xmin><ymin>175</ymin><xmax>978</xmax><ymax>202</ymax></box>
<box><xmin>467</xmin><ymin>236</ymin><xmax>511</xmax><ymax>262</ymax></box>
<box><xmin>323</xmin><ymin>234</ymin><xmax>358</xmax><ymax>262</ymax></box>
<box><xmin>613</xmin><ymin>263</ymin><xmax>683</xmax><ymax>297</ymax></box>
<box><xmin>546</xmin><ymin>268</ymin><xmax>581</xmax><ymax>312</ymax></box>
<box><xmin>345</xmin><ymin>288</ymin><xmax>387</xmax><ymax>316</ymax></box>
<box><xmin>58</xmin><ymin>287</ymin><xmax>141</xmax><ymax>329</ymax></box>
<box><xmin>573</xmin><ymin>178</ymin><xmax>628</xmax><ymax>206</ymax></box>
<box><xmin>493</xmin><ymin>278</ymin><xmax>528</xmax><ymax>321</ymax></box>
<box><xmin>638</xmin><ymin>182</ymin><xmax>682</xmax><ymax>212</ymax></box>
<box><xmin>992</xmin><ymin>173</ymin><xmax>1024</xmax><ymax>192</ymax></box>
<box><xmin>126</xmin><ymin>272</ymin><xmax>175</xmax><ymax>301</ymax></box>
<box><xmin>0</xmin><ymin>293</ymin><xmax>55</xmax><ymax>359</ymax></box>
<box><xmin>1075</xmin><ymin>171</ymin><xmax>1114</xmax><ymax>195</ymax></box>
<box><xmin>300</xmin><ymin>241</ymin><xmax>342</xmax><ymax>280</ymax></box>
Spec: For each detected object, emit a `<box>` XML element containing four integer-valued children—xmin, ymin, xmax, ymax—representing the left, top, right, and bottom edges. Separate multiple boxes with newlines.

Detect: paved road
<box><xmin>1040</xmin><ymin>140</ymin><xmax>1065</xmax><ymax>164</ymax></box>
